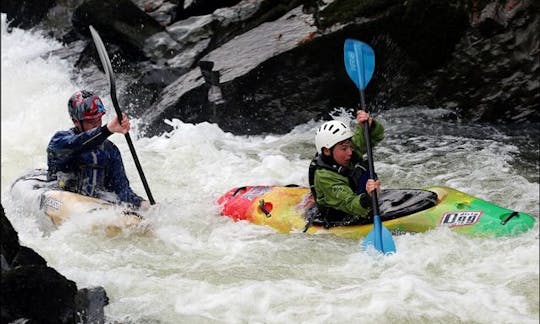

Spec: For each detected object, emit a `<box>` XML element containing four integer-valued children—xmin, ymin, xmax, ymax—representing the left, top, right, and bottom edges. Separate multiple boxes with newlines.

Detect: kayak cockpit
<box><xmin>307</xmin><ymin>189</ymin><xmax>438</xmax><ymax>228</ymax></box>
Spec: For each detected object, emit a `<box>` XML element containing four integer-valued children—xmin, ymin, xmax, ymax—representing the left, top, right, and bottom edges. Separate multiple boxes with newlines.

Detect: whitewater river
<box><xmin>2</xmin><ymin>16</ymin><xmax>539</xmax><ymax>324</ymax></box>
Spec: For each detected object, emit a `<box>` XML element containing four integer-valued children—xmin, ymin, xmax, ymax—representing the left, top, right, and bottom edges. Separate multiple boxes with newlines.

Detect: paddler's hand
<box><xmin>365</xmin><ymin>179</ymin><xmax>381</xmax><ymax>197</ymax></box>
<box><xmin>139</xmin><ymin>200</ymin><xmax>150</xmax><ymax>211</ymax></box>
<box><xmin>356</xmin><ymin>110</ymin><xmax>373</xmax><ymax>127</ymax></box>
<box><xmin>107</xmin><ymin>113</ymin><xmax>131</xmax><ymax>134</ymax></box>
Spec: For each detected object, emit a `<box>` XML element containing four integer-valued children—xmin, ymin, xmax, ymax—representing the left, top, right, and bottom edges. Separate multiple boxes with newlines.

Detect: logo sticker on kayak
<box><xmin>440</xmin><ymin>211</ymin><xmax>482</xmax><ymax>227</ymax></box>
<box><xmin>43</xmin><ymin>197</ymin><xmax>62</xmax><ymax>210</ymax></box>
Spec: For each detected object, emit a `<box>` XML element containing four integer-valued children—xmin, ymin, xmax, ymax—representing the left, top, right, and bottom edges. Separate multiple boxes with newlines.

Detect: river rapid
<box><xmin>2</xmin><ymin>16</ymin><xmax>539</xmax><ymax>324</ymax></box>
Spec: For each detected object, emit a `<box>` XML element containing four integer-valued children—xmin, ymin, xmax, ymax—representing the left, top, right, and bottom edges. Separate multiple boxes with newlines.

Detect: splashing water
<box><xmin>2</xmin><ymin>15</ymin><xmax>538</xmax><ymax>323</ymax></box>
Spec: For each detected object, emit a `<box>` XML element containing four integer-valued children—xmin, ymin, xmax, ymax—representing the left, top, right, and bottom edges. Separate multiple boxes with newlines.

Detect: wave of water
<box><xmin>2</xmin><ymin>16</ymin><xmax>539</xmax><ymax>323</ymax></box>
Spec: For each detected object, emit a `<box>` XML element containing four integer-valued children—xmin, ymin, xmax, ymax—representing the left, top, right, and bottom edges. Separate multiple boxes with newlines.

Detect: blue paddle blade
<box><xmin>344</xmin><ymin>39</ymin><xmax>375</xmax><ymax>90</ymax></box>
<box><xmin>361</xmin><ymin>215</ymin><xmax>396</xmax><ymax>255</ymax></box>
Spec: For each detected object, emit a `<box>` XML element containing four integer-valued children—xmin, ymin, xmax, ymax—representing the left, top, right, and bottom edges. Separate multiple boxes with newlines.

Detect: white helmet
<box><xmin>315</xmin><ymin>120</ymin><xmax>354</xmax><ymax>153</ymax></box>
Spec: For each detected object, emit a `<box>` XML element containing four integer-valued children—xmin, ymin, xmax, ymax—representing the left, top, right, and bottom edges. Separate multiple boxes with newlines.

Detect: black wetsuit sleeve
<box><xmin>81</xmin><ymin>125</ymin><xmax>112</xmax><ymax>149</ymax></box>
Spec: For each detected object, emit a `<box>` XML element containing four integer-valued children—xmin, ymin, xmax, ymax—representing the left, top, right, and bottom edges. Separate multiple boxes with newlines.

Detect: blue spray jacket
<box><xmin>47</xmin><ymin>125</ymin><xmax>143</xmax><ymax>207</ymax></box>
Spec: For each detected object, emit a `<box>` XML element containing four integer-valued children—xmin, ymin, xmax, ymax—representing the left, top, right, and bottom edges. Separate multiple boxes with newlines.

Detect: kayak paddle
<box><xmin>89</xmin><ymin>25</ymin><xmax>156</xmax><ymax>205</ymax></box>
<box><xmin>344</xmin><ymin>39</ymin><xmax>396</xmax><ymax>254</ymax></box>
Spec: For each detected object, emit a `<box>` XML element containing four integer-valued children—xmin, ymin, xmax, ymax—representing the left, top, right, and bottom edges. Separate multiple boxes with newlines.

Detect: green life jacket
<box><xmin>308</xmin><ymin>153</ymin><xmax>372</xmax><ymax>228</ymax></box>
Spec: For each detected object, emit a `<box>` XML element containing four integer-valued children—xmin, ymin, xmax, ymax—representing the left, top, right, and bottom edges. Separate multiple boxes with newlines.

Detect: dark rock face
<box><xmin>3</xmin><ymin>0</ymin><xmax>538</xmax><ymax>136</ymax></box>
<box><xmin>1</xmin><ymin>266</ymin><xmax>78</xmax><ymax>323</ymax></box>
<box><xmin>0</xmin><ymin>206</ymin><xmax>19</xmax><ymax>265</ymax></box>
<box><xmin>142</xmin><ymin>5</ymin><xmax>326</xmax><ymax>134</ymax></box>
<box><xmin>75</xmin><ymin>287</ymin><xmax>110</xmax><ymax>324</ymax></box>
<box><xmin>11</xmin><ymin>246</ymin><xmax>47</xmax><ymax>268</ymax></box>
<box><xmin>141</xmin><ymin>0</ymin><xmax>473</xmax><ymax>135</ymax></box>
<box><xmin>1</xmin><ymin>0</ymin><xmax>56</xmax><ymax>29</ymax></box>
<box><xmin>176</xmin><ymin>0</ymin><xmax>244</xmax><ymax>20</ymax></box>
<box><xmin>408</xmin><ymin>0</ymin><xmax>540</xmax><ymax>123</ymax></box>
<box><xmin>1</xmin><ymin>205</ymin><xmax>109</xmax><ymax>324</ymax></box>
<box><xmin>72</xmin><ymin>0</ymin><xmax>173</xmax><ymax>62</ymax></box>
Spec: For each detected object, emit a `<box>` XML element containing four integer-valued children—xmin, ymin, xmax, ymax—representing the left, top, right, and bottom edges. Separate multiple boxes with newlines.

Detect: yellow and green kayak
<box><xmin>217</xmin><ymin>185</ymin><xmax>536</xmax><ymax>239</ymax></box>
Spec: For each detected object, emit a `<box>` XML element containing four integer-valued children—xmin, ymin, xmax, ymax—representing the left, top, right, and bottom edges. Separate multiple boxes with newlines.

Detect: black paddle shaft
<box><xmin>110</xmin><ymin>89</ymin><xmax>155</xmax><ymax>205</ymax></box>
<box><xmin>89</xmin><ymin>26</ymin><xmax>155</xmax><ymax>205</ymax></box>
<box><xmin>359</xmin><ymin>90</ymin><xmax>380</xmax><ymax>216</ymax></box>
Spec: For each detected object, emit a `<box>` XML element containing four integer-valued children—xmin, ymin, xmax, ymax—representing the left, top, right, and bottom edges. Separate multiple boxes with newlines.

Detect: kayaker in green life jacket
<box><xmin>308</xmin><ymin>110</ymin><xmax>383</xmax><ymax>227</ymax></box>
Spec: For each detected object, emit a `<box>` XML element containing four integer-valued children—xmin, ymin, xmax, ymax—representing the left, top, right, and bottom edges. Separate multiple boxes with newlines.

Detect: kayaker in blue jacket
<box><xmin>308</xmin><ymin>110</ymin><xmax>383</xmax><ymax>227</ymax></box>
<box><xmin>47</xmin><ymin>90</ymin><xmax>148</xmax><ymax>209</ymax></box>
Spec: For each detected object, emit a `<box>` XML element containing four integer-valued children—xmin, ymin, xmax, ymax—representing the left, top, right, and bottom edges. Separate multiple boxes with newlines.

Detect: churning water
<box><xmin>2</xmin><ymin>15</ymin><xmax>538</xmax><ymax>323</ymax></box>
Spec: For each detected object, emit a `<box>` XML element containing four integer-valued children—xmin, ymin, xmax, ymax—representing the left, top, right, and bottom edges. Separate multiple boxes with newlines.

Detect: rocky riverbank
<box><xmin>2</xmin><ymin>0</ymin><xmax>538</xmax><ymax>135</ymax></box>
<box><xmin>1</xmin><ymin>205</ymin><xmax>108</xmax><ymax>323</ymax></box>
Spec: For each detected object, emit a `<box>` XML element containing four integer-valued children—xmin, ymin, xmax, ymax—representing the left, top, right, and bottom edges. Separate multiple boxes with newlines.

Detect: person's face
<box><xmin>328</xmin><ymin>139</ymin><xmax>353</xmax><ymax>167</ymax></box>
<box><xmin>74</xmin><ymin>117</ymin><xmax>102</xmax><ymax>132</ymax></box>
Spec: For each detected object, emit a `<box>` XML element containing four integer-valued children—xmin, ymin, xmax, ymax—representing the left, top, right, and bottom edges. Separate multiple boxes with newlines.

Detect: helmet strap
<box><xmin>72</xmin><ymin>118</ymin><xmax>83</xmax><ymax>132</ymax></box>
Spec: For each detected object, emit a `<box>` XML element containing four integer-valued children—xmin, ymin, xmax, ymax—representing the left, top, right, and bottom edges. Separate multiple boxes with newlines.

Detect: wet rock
<box><xmin>1</xmin><ymin>205</ymin><xmax>109</xmax><ymax>324</ymax></box>
<box><xmin>72</xmin><ymin>0</ymin><xmax>181</xmax><ymax>64</ymax></box>
<box><xmin>0</xmin><ymin>205</ymin><xmax>19</xmax><ymax>265</ymax></box>
<box><xmin>4</xmin><ymin>0</ymin><xmax>538</xmax><ymax>134</ymax></box>
<box><xmin>1</xmin><ymin>265</ymin><xmax>77</xmax><ymax>324</ymax></box>
<box><xmin>176</xmin><ymin>0</ymin><xmax>244</xmax><ymax>20</ymax></box>
<box><xmin>1</xmin><ymin>0</ymin><xmax>57</xmax><ymax>29</ymax></box>
<box><xmin>11</xmin><ymin>246</ymin><xmax>47</xmax><ymax>268</ymax></box>
<box><xmin>75</xmin><ymin>287</ymin><xmax>109</xmax><ymax>324</ymax></box>
<box><xmin>406</xmin><ymin>0</ymin><xmax>540</xmax><ymax>124</ymax></box>
<box><xmin>142</xmin><ymin>5</ymin><xmax>321</xmax><ymax>134</ymax></box>
<box><xmin>148</xmin><ymin>2</ymin><xmax>179</xmax><ymax>26</ymax></box>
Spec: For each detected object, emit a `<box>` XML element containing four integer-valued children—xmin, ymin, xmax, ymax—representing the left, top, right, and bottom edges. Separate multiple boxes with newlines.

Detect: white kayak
<box><xmin>10</xmin><ymin>169</ymin><xmax>148</xmax><ymax>236</ymax></box>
